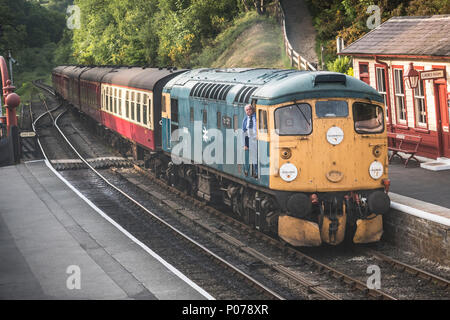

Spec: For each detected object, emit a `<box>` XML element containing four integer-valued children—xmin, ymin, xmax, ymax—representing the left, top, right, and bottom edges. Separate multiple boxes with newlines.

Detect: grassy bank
<box><xmin>194</xmin><ymin>11</ymin><xmax>290</xmax><ymax>69</ymax></box>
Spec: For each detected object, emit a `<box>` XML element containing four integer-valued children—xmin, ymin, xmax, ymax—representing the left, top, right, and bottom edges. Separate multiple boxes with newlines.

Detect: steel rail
<box><xmin>366</xmin><ymin>249</ymin><xmax>450</xmax><ymax>289</ymax></box>
<box><xmin>134</xmin><ymin>165</ymin><xmax>397</xmax><ymax>300</ymax></box>
<box><xmin>33</xmin><ymin>84</ymin><xmax>286</xmax><ymax>301</ymax></box>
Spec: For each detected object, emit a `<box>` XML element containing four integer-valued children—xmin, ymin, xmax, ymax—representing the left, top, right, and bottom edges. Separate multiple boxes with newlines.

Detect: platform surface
<box><xmin>389</xmin><ymin>158</ymin><xmax>450</xmax><ymax>212</ymax></box>
<box><xmin>0</xmin><ymin>161</ymin><xmax>209</xmax><ymax>300</ymax></box>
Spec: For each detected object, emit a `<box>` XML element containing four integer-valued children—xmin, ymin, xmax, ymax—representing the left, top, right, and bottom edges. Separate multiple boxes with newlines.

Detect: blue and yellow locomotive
<box><xmin>159</xmin><ymin>68</ymin><xmax>390</xmax><ymax>246</ymax></box>
<box><xmin>53</xmin><ymin>66</ymin><xmax>391</xmax><ymax>246</ymax></box>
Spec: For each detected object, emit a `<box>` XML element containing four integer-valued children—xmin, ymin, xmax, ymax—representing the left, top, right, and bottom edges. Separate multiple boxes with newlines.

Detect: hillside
<box><xmin>211</xmin><ymin>20</ymin><xmax>289</xmax><ymax>69</ymax></box>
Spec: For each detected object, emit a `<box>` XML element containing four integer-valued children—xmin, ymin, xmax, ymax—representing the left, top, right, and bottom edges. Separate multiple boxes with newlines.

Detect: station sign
<box><xmin>420</xmin><ymin>69</ymin><xmax>446</xmax><ymax>80</ymax></box>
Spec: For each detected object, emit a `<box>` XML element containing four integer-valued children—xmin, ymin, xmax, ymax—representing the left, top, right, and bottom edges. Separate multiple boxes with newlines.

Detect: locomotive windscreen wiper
<box><xmin>295</xmin><ymin>103</ymin><xmax>311</xmax><ymax>126</ymax></box>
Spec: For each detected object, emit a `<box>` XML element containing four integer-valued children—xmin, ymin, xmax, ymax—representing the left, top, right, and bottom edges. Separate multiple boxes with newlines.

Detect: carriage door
<box><xmin>257</xmin><ymin>108</ymin><xmax>269</xmax><ymax>180</ymax></box>
<box><xmin>169</xmin><ymin>98</ymin><xmax>179</xmax><ymax>148</ymax></box>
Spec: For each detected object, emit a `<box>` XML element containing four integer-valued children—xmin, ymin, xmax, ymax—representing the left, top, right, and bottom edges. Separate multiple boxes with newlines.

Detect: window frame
<box><xmin>274</xmin><ymin>103</ymin><xmax>313</xmax><ymax>136</ymax></box>
<box><xmin>315</xmin><ymin>100</ymin><xmax>349</xmax><ymax>118</ymax></box>
<box><xmin>359</xmin><ymin>62</ymin><xmax>370</xmax><ymax>85</ymax></box>
<box><xmin>352</xmin><ymin>101</ymin><xmax>385</xmax><ymax>135</ymax></box>
<box><xmin>392</xmin><ymin>66</ymin><xmax>408</xmax><ymax>126</ymax></box>
<box><xmin>375</xmin><ymin>64</ymin><xmax>390</xmax><ymax>123</ymax></box>
<box><xmin>411</xmin><ymin>65</ymin><xmax>428</xmax><ymax>130</ymax></box>
<box><xmin>258</xmin><ymin>109</ymin><xmax>268</xmax><ymax>133</ymax></box>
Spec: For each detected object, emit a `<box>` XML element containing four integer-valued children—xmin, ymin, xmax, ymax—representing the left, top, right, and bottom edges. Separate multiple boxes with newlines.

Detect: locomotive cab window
<box><xmin>258</xmin><ymin>110</ymin><xmax>268</xmax><ymax>133</ymax></box>
<box><xmin>315</xmin><ymin>100</ymin><xmax>348</xmax><ymax>118</ymax></box>
<box><xmin>275</xmin><ymin>103</ymin><xmax>312</xmax><ymax>135</ymax></box>
<box><xmin>353</xmin><ymin>102</ymin><xmax>384</xmax><ymax>134</ymax></box>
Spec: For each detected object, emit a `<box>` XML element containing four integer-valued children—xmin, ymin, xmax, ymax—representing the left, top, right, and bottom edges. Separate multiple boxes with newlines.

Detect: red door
<box><xmin>435</xmin><ymin>82</ymin><xmax>450</xmax><ymax>158</ymax></box>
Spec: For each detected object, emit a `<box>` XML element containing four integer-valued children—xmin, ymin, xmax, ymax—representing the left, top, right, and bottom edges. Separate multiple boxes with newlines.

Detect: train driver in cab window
<box><xmin>242</xmin><ymin>104</ymin><xmax>258</xmax><ymax>178</ymax></box>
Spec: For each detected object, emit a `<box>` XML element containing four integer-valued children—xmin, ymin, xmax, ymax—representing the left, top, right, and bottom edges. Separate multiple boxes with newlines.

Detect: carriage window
<box><xmin>109</xmin><ymin>87</ymin><xmax>113</xmax><ymax>112</ymax></box>
<box><xmin>137</xmin><ymin>92</ymin><xmax>141</xmax><ymax>123</ymax></box>
<box><xmin>102</xmin><ymin>87</ymin><xmax>105</xmax><ymax>110</ymax></box>
<box><xmin>203</xmin><ymin>109</ymin><xmax>207</xmax><ymax>124</ymax></box>
<box><xmin>118</xmin><ymin>89</ymin><xmax>122</xmax><ymax>115</ymax></box>
<box><xmin>353</xmin><ymin>102</ymin><xmax>384</xmax><ymax>134</ymax></box>
<box><xmin>148</xmin><ymin>97</ymin><xmax>152</xmax><ymax>127</ymax></box>
<box><xmin>275</xmin><ymin>103</ymin><xmax>312</xmax><ymax>135</ymax></box>
<box><xmin>131</xmin><ymin>92</ymin><xmax>135</xmax><ymax>120</ymax></box>
<box><xmin>125</xmin><ymin>91</ymin><xmax>129</xmax><ymax>118</ymax></box>
<box><xmin>315</xmin><ymin>100</ymin><xmax>348</xmax><ymax>118</ymax></box>
<box><xmin>114</xmin><ymin>88</ymin><xmax>117</xmax><ymax>114</ymax></box>
<box><xmin>143</xmin><ymin>94</ymin><xmax>148</xmax><ymax>125</ymax></box>
<box><xmin>190</xmin><ymin>107</ymin><xmax>194</xmax><ymax>122</ymax></box>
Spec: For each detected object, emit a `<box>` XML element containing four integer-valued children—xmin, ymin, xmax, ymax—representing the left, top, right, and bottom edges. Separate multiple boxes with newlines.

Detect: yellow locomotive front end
<box><xmin>256</xmin><ymin>74</ymin><xmax>390</xmax><ymax>246</ymax></box>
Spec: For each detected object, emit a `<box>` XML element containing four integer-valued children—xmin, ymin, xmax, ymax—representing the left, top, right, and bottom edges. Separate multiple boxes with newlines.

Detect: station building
<box><xmin>341</xmin><ymin>15</ymin><xmax>450</xmax><ymax>159</ymax></box>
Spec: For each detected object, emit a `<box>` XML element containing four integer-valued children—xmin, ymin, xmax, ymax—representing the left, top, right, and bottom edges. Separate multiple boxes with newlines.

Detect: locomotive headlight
<box><xmin>280</xmin><ymin>148</ymin><xmax>292</xmax><ymax>160</ymax></box>
<box><xmin>369</xmin><ymin>161</ymin><xmax>384</xmax><ymax>179</ymax></box>
<box><xmin>279</xmin><ymin>163</ymin><xmax>298</xmax><ymax>182</ymax></box>
<box><xmin>372</xmin><ymin>145</ymin><xmax>382</xmax><ymax>158</ymax></box>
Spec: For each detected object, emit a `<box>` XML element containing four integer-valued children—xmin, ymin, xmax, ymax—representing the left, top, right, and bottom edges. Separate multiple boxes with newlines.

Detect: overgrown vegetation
<box><xmin>326</xmin><ymin>56</ymin><xmax>353</xmax><ymax>76</ymax></box>
<box><xmin>0</xmin><ymin>0</ymin><xmax>73</xmax><ymax>104</ymax></box>
<box><xmin>72</xmin><ymin>0</ymin><xmax>242</xmax><ymax>67</ymax></box>
<box><xmin>305</xmin><ymin>0</ymin><xmax>450</xmax><ymax>72</ymax></box>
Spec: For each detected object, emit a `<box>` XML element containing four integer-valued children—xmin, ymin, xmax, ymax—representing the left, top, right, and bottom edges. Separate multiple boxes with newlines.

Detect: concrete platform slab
<box><xmin>0</xmin><ymin>161</ymin><xmax>211</xmax><ymax>300</ymax></box>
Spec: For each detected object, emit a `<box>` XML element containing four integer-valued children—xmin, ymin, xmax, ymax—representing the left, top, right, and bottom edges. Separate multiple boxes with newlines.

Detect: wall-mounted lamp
<box><xmin>404</xmin><ymin>62</ymin><xmax>420</xmax><ymax>89</ymax></box>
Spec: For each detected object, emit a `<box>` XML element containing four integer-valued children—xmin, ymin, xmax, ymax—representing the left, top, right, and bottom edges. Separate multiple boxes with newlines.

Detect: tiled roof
<box><xmin>341</xmin><ymin>15</ymin><xmax>450</xmax><ymax>57</ymax></box>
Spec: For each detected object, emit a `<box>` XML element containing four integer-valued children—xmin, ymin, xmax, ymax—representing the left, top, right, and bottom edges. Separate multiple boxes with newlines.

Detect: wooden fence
<box><xmin>272</xmin><ymin>1</ymin><xmax>316</xmax><ymax>71</ymax></box>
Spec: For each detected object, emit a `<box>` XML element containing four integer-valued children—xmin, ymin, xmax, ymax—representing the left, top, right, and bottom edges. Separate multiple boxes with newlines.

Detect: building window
<box><xmin>359</xmin><ymin>62</ymin><xmax>370</xmax><ymax>85</ymax></box>
<box><xmin>393</xmin><ymin>68</ymin><xmax>406</xmax><ymax>123</ymax></box>
<box><xmin>414</xmin><ymin>78</ymin><xmax>427</xmax><ymax>127</ymax></box>
<box><xmin>375</xmin><ymin>67</ymin><xmax>388</xmax><ymax>120</ymax></box>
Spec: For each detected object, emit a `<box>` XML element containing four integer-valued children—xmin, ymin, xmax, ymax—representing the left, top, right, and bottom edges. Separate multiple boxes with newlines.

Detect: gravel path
<box><xmin>281</xmin><ymin>0</ymin><xmax>319</xmax><ymax>65</ymax></box>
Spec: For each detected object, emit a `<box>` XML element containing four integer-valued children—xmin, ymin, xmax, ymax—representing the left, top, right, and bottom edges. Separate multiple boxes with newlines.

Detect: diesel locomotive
<box><xmin>52</xmin><ymin>66</ymin><xmax>391</xmax><ymax>246</ymax></box>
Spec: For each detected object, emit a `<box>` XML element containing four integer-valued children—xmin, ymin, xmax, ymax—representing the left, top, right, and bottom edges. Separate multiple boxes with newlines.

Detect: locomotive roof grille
<box><xmin>314</xmin><ymin>74</ymin><xmax>347</xmax><ymax>86</ymax></box>
<box><xmin>189</xmin><ymin>82</ymin><xmax>234</xmax><ymax>101</ymax></box>
<box><xmin>204</xmin><ymin>83</ymin><xmax>216</xmax><ymax>97</ymax></box>
<box><xmin>221</xmin><ymin>85</ymin><xmax>233</xmax><ymax>101</ymax></box>
<box><xmin>234</xmin><ymin>86</ymin><xmax>257</xmax><ymax>104</ymax></box>
<box><xmin>190</xmin><ymin>83</ymin><xmax>201</xmax><ymax>96</ymax></box>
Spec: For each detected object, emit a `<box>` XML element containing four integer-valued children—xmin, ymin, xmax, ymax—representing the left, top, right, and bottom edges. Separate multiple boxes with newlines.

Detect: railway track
<box><xmin>31</xmin><ymin>81</ymin><xmax>286</xmax><ymax>300</ymax></box>
<box><xmin>31</xmin><ymin>80</ymin><xmax>450</xmax><ymax>300</ymax></box>
<box><xmin>122</xmin><ymin>164</ymin><xmax>450</xmax><ymax>299</ymax></box>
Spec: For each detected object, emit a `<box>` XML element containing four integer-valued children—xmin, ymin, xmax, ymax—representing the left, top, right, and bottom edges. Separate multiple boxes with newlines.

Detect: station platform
<box><xmin>0</xmin><ymin>161</ymin><xmax>211</xmax><ymax>300</ymax></box>
<box><xmin>388</xmin><ymin>158</ymin><xmax>450</xmax><ymax>222</ymax></box>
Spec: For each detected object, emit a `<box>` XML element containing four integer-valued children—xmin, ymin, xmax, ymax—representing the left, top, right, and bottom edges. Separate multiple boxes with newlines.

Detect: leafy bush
<box><xmin>326</xmin><ymin>56</ymin><xmax>353</xmax><ymax>75</ymax></box>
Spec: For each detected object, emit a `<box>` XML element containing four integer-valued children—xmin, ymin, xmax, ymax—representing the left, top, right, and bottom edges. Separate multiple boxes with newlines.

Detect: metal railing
<box><xmin>273</xmin><ymin>1</ymin><xmax>316</xmax><ymax>71</ymax></box>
